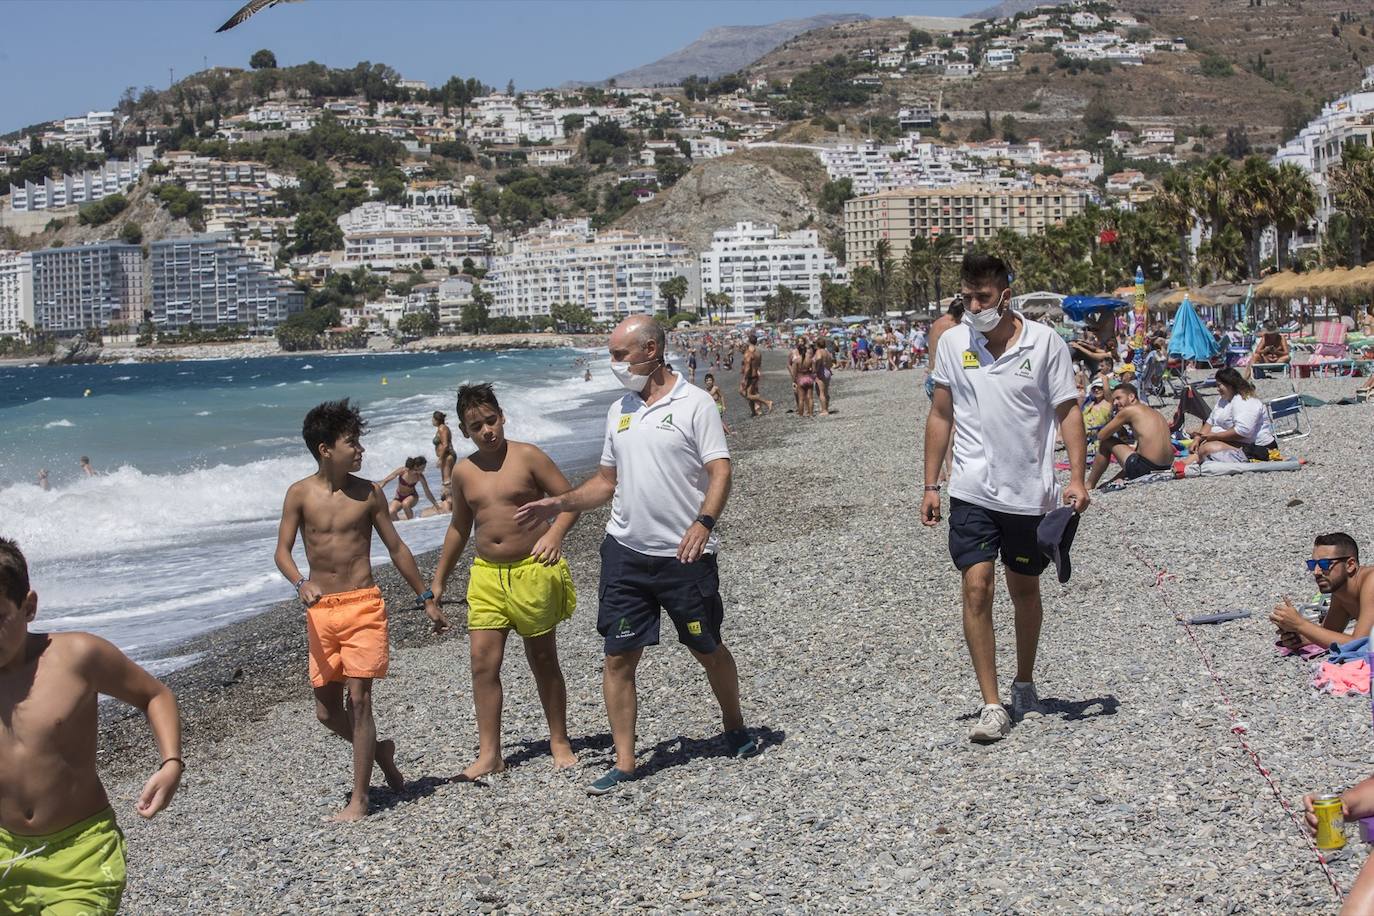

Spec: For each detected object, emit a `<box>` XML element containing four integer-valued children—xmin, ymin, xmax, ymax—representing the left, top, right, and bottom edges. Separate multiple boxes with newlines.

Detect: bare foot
<box><xmin>550</xmin><ymin>738</ymin><xmax>578</xmax><ymax>770</ymax></box>
<box><xmin>460</xmin><ymin>754</ymin><xmax>506</xmax><ymax>781</ymax></box>
<box><xmin>765</xmin><ymin>400</ymin><xmax>775</xmax><ymax>414</ymax></box>
<box><xmin>324</xmin><ymin>797</ymin><xmax>368</xmax><ymax>824</ymax></box>
<box><xmin>375</xmin><ymin>739</ymin><xmax>406</xmax><ymax>793</ymax></box>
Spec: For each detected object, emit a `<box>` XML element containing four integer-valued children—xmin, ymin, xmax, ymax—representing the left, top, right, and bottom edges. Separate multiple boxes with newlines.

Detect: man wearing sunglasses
<box><xmin>1269</xmin><ymin>532</ymin><xmax>1373</xmax><ymax>649</ymax></box>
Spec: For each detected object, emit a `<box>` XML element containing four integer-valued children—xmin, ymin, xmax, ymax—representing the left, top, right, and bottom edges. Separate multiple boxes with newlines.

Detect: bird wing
<box><xmin>215</xmin><ymin>0</ymin><xmax>296</xmax><ymax>33</ymax></box>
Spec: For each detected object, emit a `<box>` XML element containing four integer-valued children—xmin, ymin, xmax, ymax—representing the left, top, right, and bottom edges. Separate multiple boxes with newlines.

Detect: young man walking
<box><xmin>922</xmin><ymin>253</ymin><xmax>1090</xmax><ymax>743</ymax></box>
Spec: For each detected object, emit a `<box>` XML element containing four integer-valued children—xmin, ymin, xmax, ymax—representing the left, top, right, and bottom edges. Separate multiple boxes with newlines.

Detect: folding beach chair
<box><xmin>1313</xmin><ymin>322</ymin><xmax>1350</xmax><ymax>365</ymax></box>
<box><xmin>1266</xmin><ymin>393</ymin><xmax>1309</xmax><ymax>440</ymax></box>
<box><xmin>1137</xmin><ymin>351</ymin><xmax>1165</xmax><ymax>407</ymax></box>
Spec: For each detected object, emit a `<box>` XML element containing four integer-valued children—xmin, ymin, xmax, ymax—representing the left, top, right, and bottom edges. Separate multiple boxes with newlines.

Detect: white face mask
<box><xmin>962</xmin><ymin>296</ymin><xmax>1008</xmax><ymax>334</ymax></box>
<box><xmin>610</xmin><ymin>356</ymin><xmax>657</xmax><ymax>392</ymax></box>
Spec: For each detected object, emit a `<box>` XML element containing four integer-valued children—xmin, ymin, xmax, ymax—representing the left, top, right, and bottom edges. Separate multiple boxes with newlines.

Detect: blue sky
<box><xmin>0</xmin><ymin>0</ymin><xmax>985</xmax><ymax>134</ymax></box>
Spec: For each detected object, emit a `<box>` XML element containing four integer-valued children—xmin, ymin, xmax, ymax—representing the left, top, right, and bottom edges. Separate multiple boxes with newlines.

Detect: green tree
<box><xmin>1330</xmin><ymin>143</ymin><xmax>1374</xmax><ymax>265</ymax></box>
<box><xmin>820</xmin><ymin>275</ymin><xmax>852</xmax><ymax>317</ymax></box>
<box><xmin>1200</xmin><ymin>53</ymin><xmax>1234</xmax><ymax>77</ymax></box>
<box><xmin>461</xmin><ymin>285</ymin><xmax>492</xmax><ymax>333</ymax></box>
<box><xmin>550</xmin><ymin>301</ymin><xmax>595</xmax><ymax>330</ymax></box>
<box><xmin>1081</xmin><ymin>95</ymin><xmax>1116</xmax><ymax>140</ymax></box>
<box><xmin>819</xmin><ymin>178</ymin><xmax>854</xmax><ymax>215</ymax></box>
<box><xmin>77</xmin><ymin>194</ymin><xmax>128</xmax><ymax>226</ymax></box>
<box><xmin>763</xmin><ymin>285</ymin><xmax>804</xmax><ymax>322</ymax></box>
<box><xmin>908</xmin><ymin>29</ymin><xmax>932</xmax><ymax>50</ymax></box>
<box><xmin>397</xmin><ymin>310</ymin><xmax>438</xmax><ymax>338</ymax></box>
<box><xmin>119</xmin><ymin>221</ymin><xmax>143</xmax><ymax>245</ymax></box>
<box><xmin>703</xmin><ymin>291</ymin><xmax>732</xmax><ymax>324</ymax></box>
<box><xmin>250</xmin><ymin>49</ymin><xmax>278</xmax><ymax>70</ymax></box>
<box><xmin>1270</xmin><ymin>162</ymin><xmax>1316</xmax><ymax>271</ymax></box>
<box><xmin>659</xmin><ymin>275</ymin><xmax>689</xmax><ymax>311</ymax></box>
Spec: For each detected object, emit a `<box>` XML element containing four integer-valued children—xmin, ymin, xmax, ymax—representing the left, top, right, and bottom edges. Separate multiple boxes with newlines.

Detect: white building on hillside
<box><xmin>488</xmin><ymin>219</ymin><xmax>695</xmax><ymax>323</ymax></box>
<box><xmin>8</xmin><ymin>152</ymin><xmax>151</xmax><ymax>212</ymax></box>
<box><xmin>0</xmin><ymin>251</ymin><xmax>34</xmax><ymax>337</ymax></box>
<box><xmin>337</xmin><ymin>202</ymin><xmax>492</xmax><ymax>270</ymax></box>
<box><xmin>437</xmin><ymin>274</ymin><xmax>476</xmax><ymax>329</ymax></box>
<box><xmin>698</xmin><ymin>222</ymin><xmax>845</xmax><ymax>321</ymax></box>
<box><xmin>1272</xmin><ymin>69</ymin><xmax>1374</xmax><ymax>227</ymax></box>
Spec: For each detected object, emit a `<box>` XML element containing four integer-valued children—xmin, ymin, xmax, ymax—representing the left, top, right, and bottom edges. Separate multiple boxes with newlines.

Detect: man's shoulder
<box><xmin>939</xmin><ymin>324</ymin><xmax>972</xmax><ymax>352</ymax></box>
<box><xmin>606</xmin><ymin>393</ymin><xmax>638</xmax><ymax>418</ymax></box>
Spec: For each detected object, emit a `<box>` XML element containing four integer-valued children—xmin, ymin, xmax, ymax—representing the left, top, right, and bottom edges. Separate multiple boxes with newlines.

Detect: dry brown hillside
<box><xmin>5</xmin><ymin>179</ymin><xmax>194</xmax><ymax>253</ymax></box>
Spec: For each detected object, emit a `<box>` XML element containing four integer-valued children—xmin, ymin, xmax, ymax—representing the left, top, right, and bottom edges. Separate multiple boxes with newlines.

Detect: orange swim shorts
<box><xmin>306</xmin><ymin>586</ymin><xmax>389</xmax><ymax>687</ymax></box>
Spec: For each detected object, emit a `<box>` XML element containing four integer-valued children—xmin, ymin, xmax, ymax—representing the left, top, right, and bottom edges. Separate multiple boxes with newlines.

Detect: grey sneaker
<box><xmin>1011</xmin><ymin>681</ymin><xmax>1042</xmax><ymax>719</ymax></box>
<box><xmin>969</xmin><ymin>704</ymin><xmax>1012</xmax><ymax>743</ymax></box>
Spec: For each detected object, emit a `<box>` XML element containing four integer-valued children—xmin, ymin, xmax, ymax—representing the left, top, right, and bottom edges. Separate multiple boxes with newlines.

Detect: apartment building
<box><xmin>29</xmin><ymin>243</ymin><xmax>143</xmax><ymax>333</ymax></box>
<box><xmin>0</xmin><ymin>251</ymin><xmax>34</xmax><ymax>337</ymax></box>
<box><xmin>699</xmin><ymin>222</ymin><xmax>845</xmax><ymax>320</ymax></box>
<box><xmin>149</xmin><ymin>235</ymin><xmax>304</xmax><ymax>332</ymax></box>
<box><xmin>8</xmin><ymin>153</ymin><xmax>151</xmax><ymax>212</ymax></box>
<box><xmin>337</xmin><ymin>202</ymin><xmax>492</xmax><ymax>270</ymax></box>
<box><xmin>1272</xmin><ymin>68</ymin><xmax>1374</xmax><ymax>227</ymax></box>
<box><xmin>488</xmin><ymin>219</ymin><xmax>695</xmax><ymax>323</ymax></box>
<box><xmin>160</xmin><ymin>153</ymin><xmax>286</xmax><ymax>218</ymax></box>
<box><xmin>844</xmin><ymin>183</ymin><xmax>1091</xmax><ymax>267</ymax></box>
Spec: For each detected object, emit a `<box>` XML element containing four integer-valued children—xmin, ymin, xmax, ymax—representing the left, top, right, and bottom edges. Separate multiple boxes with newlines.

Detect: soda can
<box><xmin>1314</xmin><ymin>794</ymin><xmax>1346</xmax><ymax>851</ymax></box>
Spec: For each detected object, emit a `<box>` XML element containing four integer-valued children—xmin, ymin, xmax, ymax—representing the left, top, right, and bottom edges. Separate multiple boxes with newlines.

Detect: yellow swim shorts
<box><xmin>467</xmin><ymin>556</ymin><xmax>576</xmax><ymax>638</ymax></box>
<box><xmin>0</xmin><ymin>807</ymin><xmax>126</xmax><ymax>915</ymax></box>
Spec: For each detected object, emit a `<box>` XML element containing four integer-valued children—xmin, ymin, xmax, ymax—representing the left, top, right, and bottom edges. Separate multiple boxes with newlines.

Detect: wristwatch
<box><xmin>415</xmin><ymin>589</ymin><xmax>434</xmax><ymax>607</ymax></box>
<box><xmin>696</xmin><ymin>514</ymin><xmax>716</xmax><ymax>531</ymax></box>
<box><xmin>924</xmin><ymin>484</ymin><xmax>941</xmax><ymax>492</ymax></box>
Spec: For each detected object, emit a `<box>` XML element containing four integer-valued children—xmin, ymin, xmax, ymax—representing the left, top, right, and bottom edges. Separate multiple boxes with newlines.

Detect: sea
<box><xmin>0</xmin><ymin>348</ymin><xmax>619</xmax><ymax>673</ymax></box>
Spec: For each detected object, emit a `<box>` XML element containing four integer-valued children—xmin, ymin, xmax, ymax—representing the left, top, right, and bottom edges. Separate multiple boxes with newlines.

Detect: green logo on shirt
<box><xmin>1016</xmin><ymin>357</ymin><xmax>1033</xmax><ymax>378</ymax></box>
<box><xmin>658</xmin><ymin>412</ymin><xmax>675</xmax><ymax>430</ymax></box>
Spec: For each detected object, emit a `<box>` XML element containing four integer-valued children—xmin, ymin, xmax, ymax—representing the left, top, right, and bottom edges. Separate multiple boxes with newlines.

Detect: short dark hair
<box><xmin>457</xmin><ymin>383</ymin><xmax>501</xmax><ymax>421</ymax></box>
<box><xmin>960</xmin><ymin>251</ymin><xmax>1012</xmax><ymax>291</ymax></box>
<box><xmin>703</xmin><ymin>372</ymin><xmax>715</xmax><ymax>382</ymax></box>
<box><xmin>433</xmin><ymin>410</ymin><xmax>446</xmax><ymax>424</ymax></box>
<box><xmin>0</xmin><ymin>537</ymin><xmax>30</xmax><ymax>607</ymax></box>
<box><xmin>1115</xmin><ymin>382</ymin><xmax>1138</xmax><ymax>398</ymax></box>
<box><xmin>404</xmin><ymin>455</ymin><xmax>427</xmax><ymax>470</ymax></box>
<box><xmin>302</xmin><ymin>399</ymin><xmax>366</xmax><ymax>460</ymax></box>
<box><xmin>1315</xmin><ymin>532</ymin><xmax>1360</xmax><ymax>562</ymax></box>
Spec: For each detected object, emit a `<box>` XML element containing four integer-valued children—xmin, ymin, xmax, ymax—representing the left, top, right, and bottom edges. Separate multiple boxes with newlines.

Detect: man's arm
<box><xmin>921</xmin><ymin>384</ymin><xmax>954</xmax><ymax>526</ymax></box>
<box><xmin>516</xmin><ymin>465</ymin><xmax>617</xmax><ymax>525</ymax></box>
<box><xmin>677</xmin><ymin>458</ymin><xmax>731</xmax><ymax>564</ymax></box>
<box><xmin>417</xmin><ymin>473</ymin><xmax>439</xmax><ymax>508</ymax></box>
<box><xmin>528</xmin><ymin>447</ymin><xmax>582</xmax><ymax>566</ymax></box>
<box><xmin>78</xmin><ymin>634</ymin><xmax>182</xmax><ymax>818</ymax></box>
<box><xmin>1096</xmin><ymin>411</ymin><xmax>1129</xmax><ymax>442</ymax></box>
<box><xmin>1055</xmin><ymin>399</ymin><xmax>1090</xmax><ymax>513</ymax></box>
<box><xmin>273</xmin><ymin>486</ymin><xmax>319</xmax><ymax>605</ymax></box>
<box><xmin>370</xmin><ymin>484</ymin><xmax>447</xmax><ymax>632</ymax></box>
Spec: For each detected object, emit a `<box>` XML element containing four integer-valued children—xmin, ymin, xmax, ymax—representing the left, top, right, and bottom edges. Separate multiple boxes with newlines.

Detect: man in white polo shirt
<box><xmin>921</xmin><ymin>252</ymin><xmax>1090</xmax><ymax>743</ymax></box>
<box><xmin>515</xmin><ymin>315</ymin><xmax>756</xmax><ymax>795</ymax></box>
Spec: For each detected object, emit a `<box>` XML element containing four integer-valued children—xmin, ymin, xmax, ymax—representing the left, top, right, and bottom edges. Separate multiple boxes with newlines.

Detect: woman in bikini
<box><xmin>379</xmin><ymin>456</ymin><xmax>439</xmax><ymax>520</ymax></box>
<box><xmin>432</xmin><ymin>411</ymin><xmax>456</xmax><ymax>497</ymax></box>
<box><xmin>795</xmin><ymin>342</ymin><xmax>817</xmax><ymax>418</ymax></box>
<box><xmin>813</xmin><ymin>340</ymin><xmax>834</xmax><ymax>415</ymax></box>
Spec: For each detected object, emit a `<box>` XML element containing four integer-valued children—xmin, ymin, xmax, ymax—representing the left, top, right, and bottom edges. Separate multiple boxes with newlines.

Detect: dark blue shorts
<box><xmin>947</xmin><ymin>497</ymin><xmax>1048</xmax><ymax>576</ymax></box>
<box><xmin>597</xmin><ymin>535</ymin><xmax>725</xmax><ymax>655</ymax></box>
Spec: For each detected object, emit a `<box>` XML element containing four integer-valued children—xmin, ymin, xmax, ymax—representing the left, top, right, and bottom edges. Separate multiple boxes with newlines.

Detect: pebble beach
<box><xmin>94</xmin><ymin>358</ymin><xmax>1374</xmax><ymax>914</ymax></box>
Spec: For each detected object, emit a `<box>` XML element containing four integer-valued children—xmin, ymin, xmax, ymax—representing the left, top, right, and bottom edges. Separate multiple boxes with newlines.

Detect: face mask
<box><xmin>962</xmin><ymin>305</ymin><xmax>1003</xmax><ymax>334</ymax></box>
<box><xmin>611</xmin><ymin>357</ymin><xmax>657</xmax><ymax>392</ymax></box>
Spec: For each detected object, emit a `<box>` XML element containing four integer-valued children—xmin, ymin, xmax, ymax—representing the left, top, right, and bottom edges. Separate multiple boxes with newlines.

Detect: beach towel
<box><xmin>1313</xmin><ymin>659</ymin><xmax>1370</xmax><ymax>697</ymax></box>
<box><xmin>1276</xmin><ymin>641</ymin><xmax>1327</xmax><ymax>659</ymax></box>
<box><xmin>1328</xmin><ymin>637</ymin><xmax>1371</xmax><ymax>665</ymax></box>
<box><xmin>1185</xmin><ymin>459</ymin><xmax>1303</xmax><ymax>477</ymax></box>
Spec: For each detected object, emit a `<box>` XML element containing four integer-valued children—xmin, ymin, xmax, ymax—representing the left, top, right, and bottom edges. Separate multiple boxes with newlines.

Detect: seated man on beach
<box><xmin>274</xmin><ymin>399</ymin><xmax>447</xmax><ymax>823</ymax></box>
<box><xmin>1270</xmin><ymin>532</ymin><xmax>1373</xmax><ymax>650</ymax></box>
<box><xmin>430</xmin><ymin>383</ymin><xmax>581</xmax><ymax>780</ymax></box>
<box><xmin>1254</xmin><ymin>321</ymin><xmax>1290</xmax><ymax>366</ymax></box>
<box><xmin>0</xmin><ymin>537</ymin><xmax>183</xmax><ymax>914</ymax></box>
<box><xmin>1086</xmin><ymin>383</ymin><xmax>1174</xmax><ymax>488</ymax></box>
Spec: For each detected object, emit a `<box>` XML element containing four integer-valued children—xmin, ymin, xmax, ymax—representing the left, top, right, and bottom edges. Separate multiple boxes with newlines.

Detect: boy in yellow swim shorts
<box><xmin>0</xmin><ymin>537</ymin><xmax>183</xmax><ymax>915</ymax></box>
<box><xmin>431</xmin><ymin>383</ymin><xmax>581</xmax><ymax>780</ymax></box>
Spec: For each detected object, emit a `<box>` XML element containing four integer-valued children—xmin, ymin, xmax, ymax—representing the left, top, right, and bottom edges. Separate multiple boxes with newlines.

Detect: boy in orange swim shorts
<box><xmin>275</xmin><ymin>399</ymin><xmax>448</xmax><ymax>823</ymax></box>
<box><xmin>431</xmin><ymin>383</ymin><xmax>581</xmax><ymax>781</ymax></box>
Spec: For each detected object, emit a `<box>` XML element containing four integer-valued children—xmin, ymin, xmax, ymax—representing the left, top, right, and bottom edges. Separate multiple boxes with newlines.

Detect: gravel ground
<box><xmin>102</xmin><ymin>358</ymin><xmax>1374</xmax><ymax>914</ymax></box>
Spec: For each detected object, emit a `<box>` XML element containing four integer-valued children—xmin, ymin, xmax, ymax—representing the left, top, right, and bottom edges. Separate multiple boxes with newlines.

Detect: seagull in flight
<box><xmin>216</xmin><ymin>0</ymin><xmax>304</xmax><ymax>33</ymax></box>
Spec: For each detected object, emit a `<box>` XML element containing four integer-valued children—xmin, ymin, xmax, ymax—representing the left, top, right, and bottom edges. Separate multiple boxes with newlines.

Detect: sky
<box><xmin>0</xmin><ymin>0</ymin><xmax>987</xmax><ymax>135</ymax></box>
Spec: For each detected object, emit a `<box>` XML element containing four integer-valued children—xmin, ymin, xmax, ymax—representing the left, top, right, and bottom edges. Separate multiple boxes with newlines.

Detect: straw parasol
<box><xmin>1255</xmin><ymin>270</ymin><xmax>1303</xmax><ymax>298</ymax></box>
<box><xmin>1157</xmin><ymin>288</ymin><xmax>1215</xmax><ymax>308</ymax></box>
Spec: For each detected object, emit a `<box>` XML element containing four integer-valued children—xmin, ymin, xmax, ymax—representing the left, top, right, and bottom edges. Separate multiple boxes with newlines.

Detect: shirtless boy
<box><xmin>430</xmin><ymin>383</ymin><xmax>581</xmax><ymax>780</ymax></box>
<box><xmin>1270</xmin><ymin>532</ymin><xmax>1374</xmax><ymax>650</ymax></box>
<box><xmin>1086</xmin><ymin>382</ymin><xmax>1174</xmax><ymax>489</ymax></box>
<box><xmin>274</xmin><ymin>398</ymin><xmax>447</xmax><ymax>823</ymax></box>
<box><xmin>739</xmin><ymin>335</ymin><xmax>773</xmax><ymax>416</ymax></box>
<box><xmin>0</xmin><ymin>537</ymin><xmax>182</xmax><ymax>914</ymax></box>
<box><xmin>704</xmin><ymin>373</ymin><xmax>732</xmax><ymax>435</ymax></box>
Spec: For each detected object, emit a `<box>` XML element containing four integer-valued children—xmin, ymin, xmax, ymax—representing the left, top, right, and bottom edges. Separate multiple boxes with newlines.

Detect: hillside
<box><xmin>743</xmin><ymin>1</ymin><xmax>1374</xmax><ymax>151</ymax></box>
<box><xmin>594</xmin><ymin>13</ymin><xmax>871</xmax><ymax>87</ymax></box>
<box><xmin>4</xmin><ymin>178</ymin><xmax>194</xmax><ymax>252</ymax></box>
<box><xmin>612</xmin><ymin>148</ymin><xmax>831</xmax><ymax>252</ymax></box>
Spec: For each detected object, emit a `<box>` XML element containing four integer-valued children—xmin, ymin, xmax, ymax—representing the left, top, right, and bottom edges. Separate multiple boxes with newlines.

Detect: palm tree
<box><xmin>703</xmin><ymin>291</ymin><xmax>731</xmax><ymax>324</ymax></box>
<box><xmin>1153</xmin><ymin>170</ymin><xmax>1196</xmax><ymax>284</ymax></box>
<box><xmin>1329</xmin><ymin>144</ymin><xmax>1374</xmax><ymax>265</ymax></box>
<box><xmin>928</xmin><ymin>233</ymin><xmax>958</xmax><ymax>305</ymax></box>
<box><xmin>1270</xmin><ymin>162</ymin><xmax>1316</xmax><ymax>271</ymax></box>
<box><xmin>873</xmin><ymin>238</ymin><xmax>893</xmax><ymax>313</ymax></box>
<box><xmin>1227</xmin><ymin>156</ymin><xmax>1278</xmax><ymax>281</ymax></box>
<box><xmin>1193</xmin><ymin>156</ymin><xmax>1235</xmax><ymax>244</ymax></box>
<box><xmin>902</xmin><ymin>237</ymin><xmax>931</xmax><ymax>311</ymax></box>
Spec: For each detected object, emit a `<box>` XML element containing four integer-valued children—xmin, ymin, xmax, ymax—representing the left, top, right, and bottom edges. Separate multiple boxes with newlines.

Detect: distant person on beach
<box><xmin>1271</xmin><ymin>532</ymin><xmax>1373</xmax><ymax>651</ymax></box>
<box><xmin>432</xmin><ymin>411</ymin><xmax>456</xmax><ymax>497</ymax></box>
<box><xmin>79</xmin><ymin>456</ymin><xmax>96</xmax><ymax>477</ymax></box>
<box><xmin>922</xmin><ymin>252</ymin><xmax>1090</xmax><ymax>743</ymax></box>
<box><xmin>1086</xmin><ymin>383</ymin><xmax>1174</xmax><ymax>489</ymax></box>
<box><xmin>379</xmin><ymin>456</ymin><xmax>440</xmax><ymax>520</ymax></box>
<box><xmin>1183</xmin><ymin>367</ymin><xmax>1279</xmax><ymax>465</ymax></box>
<box><xmin>274</xmin><ymin>399</ymin><xmax>446</xmax><ymax>823</ymax></box>
<box><xmin>429</xmin><ymin>383</ymin><xmax>580</xmax><ymax>780</ymax></box>
<box><xmin>740</xmin><ymin>334</ymin><xmax>773</xmax><ymax>416</ymax></box>
<box><xmin>516</xmin><ymin>316</ymin><xmax>758</xmax><ymax>796</ymax></box>
<box><xmin>927</xmin><ymin>297</ymin><xmax>965</xmax><ymax>481</ymax></box>
<box><xmin>584</xmin><ymin>368</ymin><xmax>592</xmax><ymax>382</ymax></box>
<box><xmin>688</xmin><ymin>349</ymin><xmax>698</xmax><ymax>384</ymax></box>
<box><xmin>37</xmin><ymin>468</ymin><xmax>50</xmax><ymax>491</ymax></box>
<box><xmin>814</xmin><ymin>340</ymin><xmax>834</xmax><ymax>415</ymax></box>
<box><xmin>0</xmin><ymin>537</ymin><xmax>183</xmax><ymax>913</ymax></box>
<box><xmin>703</xmin><ymin>372</ymin><xmax>732</xmax><ymax>435</ymax></box>
<box><xmin>1253</xmin><ymin>321</ymin><xmax>1290</xmax><ymax>368</ymax></box>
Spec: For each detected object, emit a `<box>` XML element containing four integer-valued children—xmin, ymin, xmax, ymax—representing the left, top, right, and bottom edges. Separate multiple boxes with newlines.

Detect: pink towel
<box><xmin>1276</xmin><ymin>641</ymin><xmax>1327</xmax><ymax>660</ymax></box>
<box><xmin>1313</xmin><ymin>659</ymin><xmax>1371</xmax><ymax>696</ymax></box>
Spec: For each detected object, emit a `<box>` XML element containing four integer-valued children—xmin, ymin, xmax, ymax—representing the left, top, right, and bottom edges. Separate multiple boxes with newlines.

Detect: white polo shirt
<box><xmin>931</xmin><ymin>313</ymin><xmax>1079</xmax><ymax>515</ymax></box>
<box><xmin>1206</xmin><ymin>394</ymin><xmax>1275</xmax><ymax>446</ymax></box>
<box><xmin>600</xmin><ymin>373</ymin><xmax>730</xmax><ymax>557</ymax></box>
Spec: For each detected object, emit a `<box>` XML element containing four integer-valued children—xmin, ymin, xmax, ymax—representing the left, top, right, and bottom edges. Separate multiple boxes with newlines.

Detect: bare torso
<box><xmin>453</xmin><ymin>442</ymin><xmax>551</xmax><ymax>563</ymax></box>
<box><xmin>0</xmin><ymin>633</ymin><xmax>108</xmax><ymax>835</ymax></box>
<box><xmin>291</xmin><ymin>474</ymin><xmax>379</xmax><ymax>594</ymax></box>
<box><xmin>1120</xmin><ymin>404</ymin><xmax>1174</xmax><ymax>466</ymax></box>
<box><xmin>1325</xmin><ymin>569</ymin><xmax>1372</xmax><ymax>634</ymax></box>
<box><xmin>743</xmin><ymin>347</ymin><xmax>761</xmax><ymax>380</ymax></box>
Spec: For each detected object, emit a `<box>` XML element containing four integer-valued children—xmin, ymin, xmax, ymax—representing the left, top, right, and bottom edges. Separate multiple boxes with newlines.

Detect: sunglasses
<box><xmin>1307</xmin><ymin>557</ymin><xmax>1353</xmax><ymax>572</ymax></box>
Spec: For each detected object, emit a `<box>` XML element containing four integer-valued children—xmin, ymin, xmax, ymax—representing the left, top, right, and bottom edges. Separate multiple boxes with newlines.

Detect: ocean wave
<box><xmin>195</xmin><ymin>410</ymin><xmax>212</xmax><ymax>416</ymax></box>
<box><xmin>114</xmin><ymin>375</ymin><xmax>132</xmax><ymax>381</ymax></box>
<box><xmin>44</xmin><ymin>419</ymin><xmax>74</xmax><ymax>428</ymax></box>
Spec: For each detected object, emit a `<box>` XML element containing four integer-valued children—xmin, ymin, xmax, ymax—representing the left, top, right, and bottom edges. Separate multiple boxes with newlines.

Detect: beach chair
<box><xmin>1313</xmin><ymin>322</ymin><xmax>1350</xmax><ymax>366</ymax></box>
<box><xmin>1266</xmin><ymin>393</ymin><xmax>1308</xmax><ymax>440</ymax></box>
<box><xmin>1137</xmin><ymin>351</ymin><xmax>1165</xmax><ymax>407</ymax></box>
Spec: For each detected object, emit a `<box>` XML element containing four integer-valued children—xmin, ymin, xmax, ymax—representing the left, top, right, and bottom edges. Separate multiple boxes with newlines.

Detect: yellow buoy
<box><xmin>84</xmin><ymin>389</ymin><xmax>92</xmax><ymax>397</ymax></box>
<box><xmin>381</xmin><ymin>377</ymin><xmax>388</xmax><ymax>385</ymax></box>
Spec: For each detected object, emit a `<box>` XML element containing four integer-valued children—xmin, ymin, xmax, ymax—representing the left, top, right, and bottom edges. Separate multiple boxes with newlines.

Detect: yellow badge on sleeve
<box><xmin>962</xmin><ymin>350</ymin><xmax>980</xmax><ymax>369</ymax></box>
<box><xmin>687</xmin><ymin>621</ymin><xmax>703</xmax><ymax>636</ymax></box>
<box><xmin>617</xmin><ymin>414</ymin><xmax>632</xmax><ymax>433</ymax></box>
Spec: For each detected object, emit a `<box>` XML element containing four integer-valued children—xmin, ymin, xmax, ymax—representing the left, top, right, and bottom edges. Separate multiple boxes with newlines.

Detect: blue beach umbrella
<box><xmin>1061</xmin><ymin>296</ymin><xmax>1128</xmax><ymax>322</ymax></box>
<box><xmin>1167</xmin><ymin>297</ymin><xmax>1219</xmax><ymax>361</ymax></box>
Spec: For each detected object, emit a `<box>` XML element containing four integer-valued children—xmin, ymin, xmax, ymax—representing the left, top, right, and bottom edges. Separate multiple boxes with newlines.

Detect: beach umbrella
<box><xmin>1158</xmin><ymin>288</ymin><xmax>1215</xmax><ymax>308</ymax></box>
<box><xmin>1238</xmin><ymin>284</ymin><xmax>1253</xmax><ymax>327</ymax></box>
<box><xmin>1061</xmin><ymin>296</ymin><xmax>1128</xmax><ymax>322</ymax></box>
<box><xmin>1167</xmin><ymin>297</ymin><xmax>1218</xmax><ymax>361</ymax></box>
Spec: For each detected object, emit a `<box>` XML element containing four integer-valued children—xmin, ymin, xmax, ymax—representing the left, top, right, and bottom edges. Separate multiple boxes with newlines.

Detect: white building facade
<box><xmin>0</xmin><ymin>251</ymin><xmax>34</xmax><ymax>337</ymax></box>
<box><xmin>698</xmin><ymin>222</ymin><xmax>845</xmax><ymax>320</ymax></box>
<box><xmin>8</xmin><ymin>152</ymin><xmax>151</xmax><ymax>212</ymax></box>
<box><xmin>337</xmin><ymin>202</ymin><xmax>492</xmax><ymax>270</ymax></box>
<box><xmin>149</xmin><ymin>235</ymin><xmax>304</xmax><ymax>333</ymax></box>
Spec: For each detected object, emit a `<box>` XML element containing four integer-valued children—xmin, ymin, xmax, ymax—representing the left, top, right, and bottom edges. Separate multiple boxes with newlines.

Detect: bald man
<box><xmin>516</xmin><ymin>316</ymin><xmax>758</xmax><ymax>796</ymax></box>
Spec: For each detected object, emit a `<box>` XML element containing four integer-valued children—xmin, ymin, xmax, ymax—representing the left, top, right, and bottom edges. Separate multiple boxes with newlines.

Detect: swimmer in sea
<box><xmin>37</xmin><ymin>468</ymin><xmax>50</xmax><ymax>491</ymax></box>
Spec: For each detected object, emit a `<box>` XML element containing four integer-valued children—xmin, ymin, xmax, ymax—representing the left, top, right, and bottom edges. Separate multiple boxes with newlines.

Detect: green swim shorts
<box><xmin>0</xmin><ymin>807</ymin><xmax>126</xmax><ymax>915</ymax></box>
